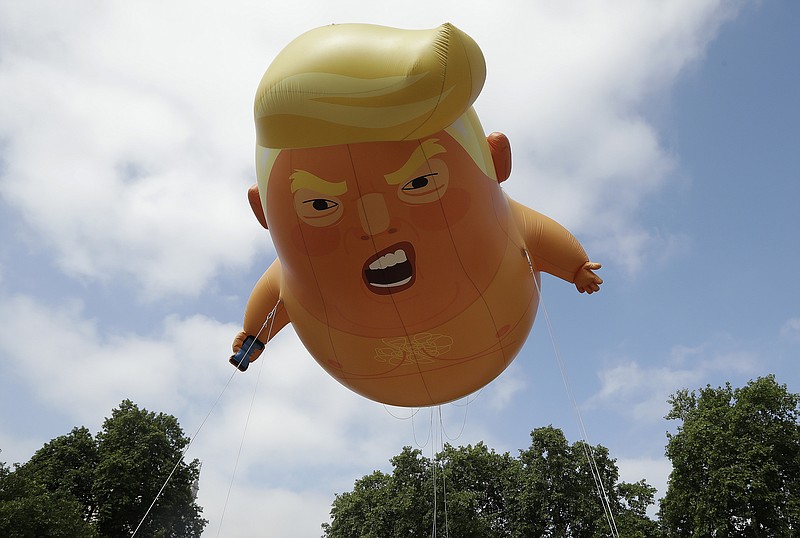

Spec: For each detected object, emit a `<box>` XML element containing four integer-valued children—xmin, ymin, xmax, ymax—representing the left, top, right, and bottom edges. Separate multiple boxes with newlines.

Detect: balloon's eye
<box><xmin>397</xmin><ymin>161</ymin><xmax>449</xmax><ymax>204</ymax></box>
<box><xmin>294</xmin><ymin>190</ymin><xmax>343</xmax><ymax>227</ymax></box>
<box><xmin>402</xmin><ymin>174</ymin><xmax>436</xmax><ymax>191</ymax></box>
<box><xmin>306</xmin><ymin>199</ymin><xmax>338</xmax><ymax>211</ymax></box>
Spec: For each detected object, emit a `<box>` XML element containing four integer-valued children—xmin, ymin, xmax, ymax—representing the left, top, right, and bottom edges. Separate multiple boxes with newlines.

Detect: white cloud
<box><xmin>0</xmin><ymin>291</ymin><xmax>411</xmax><ymax>532</ymax></box>
<box><xmin>588</xmin><ymin>338</ymin><xmax>759</xmax><ymax>422</ymax></box>
<box><xmin>0</xmin><ymin>1</ymin><xmax>267</xmax><ymax>299</ymax></box>
<box><xmin>478</xmin><ymin>361</ymin><xmax>527</xmax><ymax>411</ymax></box>
<box><xmin>780</xmin><ymin>318</ymin><xmax>800</xmax><ymax>341</ymax></box>
<box><xmin>196</xmin><ymin>480</ymin><xmax>334</xmax><ymax>538</ymax></box>
<box><xmin>0</xmin><ymin>295</ymin><xmax>224</xmax><ymax>418</ymax></box>
<box><xmin>0</xmin><ymin>291</ymin><xmax>408</xmax><ymax>457</ymax></box>
<box><xmin>591</xmin><ymin>361</ymin><xmax>697</xmax><ymax>421</ymax></box>
<box><xmin>488</xmin><ymin>0</ymin><xmax>740</xmax><ymax>273</ymax></box>
<box><xmin>0</xmin><ymin>0</ymin><xmax>741</xmax><ymax>300</ymax></box>
<box><xmin>617</xmin><ymin>456</ymin><xmax>673</xmax><ymax>517</ymax></box>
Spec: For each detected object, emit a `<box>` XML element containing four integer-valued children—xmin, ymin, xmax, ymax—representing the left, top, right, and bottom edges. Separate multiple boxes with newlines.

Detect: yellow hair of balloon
<box><xmin>253</xmin><ymin>23</ymin><xmax>497</xmax><ymax>216</ymax></box>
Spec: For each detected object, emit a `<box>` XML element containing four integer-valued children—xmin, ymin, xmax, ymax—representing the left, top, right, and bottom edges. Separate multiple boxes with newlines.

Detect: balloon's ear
<box><xmin>487</xmin><ymin>132</ymin><xmax>511</xmax><ymax>183</ymax></box>
<box><xmin>248</xmin><ymin>184</ymin><xmax>268</xmax><ymax>229</ymax></box>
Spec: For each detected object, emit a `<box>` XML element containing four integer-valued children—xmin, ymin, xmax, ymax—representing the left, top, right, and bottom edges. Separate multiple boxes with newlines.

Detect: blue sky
<box><xmin>1</xmin><ymin>0</ymin><xmax>798</xmax><ymax>535</ymax></box>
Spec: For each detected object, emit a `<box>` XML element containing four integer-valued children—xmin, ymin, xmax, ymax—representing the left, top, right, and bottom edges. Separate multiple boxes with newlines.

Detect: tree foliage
<box><xmin>659</xmin><ymin>375</ymin><xmax>800</xmax><ymax>537</ymax></box>
<box><xmin>0</xmin><ymin>400</ymin><xmax>207</xmax><ymax>537</ymax></box>
<box><xmin>0</xmin><ymin>457</ymin><xmax>96</xmax><ymax>538</ymax></box>
<box><xmin>323</xmin><ymin>426</ymin><xmax>658</xmax><ymax>537</ymax></box>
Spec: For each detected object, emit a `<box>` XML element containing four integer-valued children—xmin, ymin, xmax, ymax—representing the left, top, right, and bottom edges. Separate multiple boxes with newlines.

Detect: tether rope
<box><xmin>429</xmin><ymin>406</ymin><xmax>451</xmax><ymax>538</ymax></box>
<box><xmin>524</xmin><ymin>249</ymin><xmax>620</xmax><ymax>537</ymax></box>
<box><xmin>130</xmin><ymin>301</ymin><xmax>281</xmax><ymax>538</ymax></box>
<box><xmin>130</xmin><ymin>368</ymin><xmax>238</xmax><ymax>537</ymax></box>
<box><xmin>216</xmin><ymin>300</ymin><xmax>282</xmax><ymax>537</ymax></box>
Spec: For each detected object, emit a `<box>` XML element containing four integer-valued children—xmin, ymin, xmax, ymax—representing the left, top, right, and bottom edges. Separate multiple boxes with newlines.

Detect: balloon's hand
<box><xmin>574</xmin><ymin>262</ymin><xmax>603</xmax><ymax>294</ymax></box>
<box><xmin>229</xmin><ymin>331</ymin><xmax>265</xmax><ymax>371</ymax></box>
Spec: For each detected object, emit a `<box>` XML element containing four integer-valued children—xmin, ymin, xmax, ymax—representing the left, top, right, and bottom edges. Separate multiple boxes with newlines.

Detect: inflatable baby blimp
<box><xmin>230</xmin><ymin>23</ymin><xmax>602</xmax><ymax>407</ymax></box>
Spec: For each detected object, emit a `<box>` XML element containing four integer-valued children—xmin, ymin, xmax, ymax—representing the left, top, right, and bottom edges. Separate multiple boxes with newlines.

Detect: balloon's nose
<box><xmin>357</xmin><ymin>193</ymin><xmax>390</xmax><ymax>237</ymax></box>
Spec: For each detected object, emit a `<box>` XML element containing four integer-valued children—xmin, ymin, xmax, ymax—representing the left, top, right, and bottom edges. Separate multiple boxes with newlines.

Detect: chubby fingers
<box><xmin>581</xmin><ymin>279</ymin><xmax>602</xmax><ymax>294</ymax></box>
<box><xmin>232</xmin><ymin>330</ymin><xmax>248</xmax><ymax>352</ymax></box>
<box><xmin>576</xmin><ymin>266</ymin><xmax>603</xmax><ymax>294</ymax></box>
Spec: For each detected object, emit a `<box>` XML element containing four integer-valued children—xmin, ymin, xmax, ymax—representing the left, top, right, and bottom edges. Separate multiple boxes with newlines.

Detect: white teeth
<box><xmin>370</xmin><ymin>276</ymin><xmax>413</xmax><ymax>288</ymax></box>
<box><xmin>368</xmin><ymin>249</ymin><xmax>407</xmax><ymax>271</ymax></box>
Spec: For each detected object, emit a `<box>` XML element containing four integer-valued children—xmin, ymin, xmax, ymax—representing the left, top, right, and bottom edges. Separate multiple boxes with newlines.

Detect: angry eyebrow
<box><xmin>384</xmin><ymin>138</ymin><xmax>446</xmax><ymax>185</ymax></box>
<box><xmin>289</xmin><ymin>170</ymin><xmax>348</xmax><ymax>196</ymax></box>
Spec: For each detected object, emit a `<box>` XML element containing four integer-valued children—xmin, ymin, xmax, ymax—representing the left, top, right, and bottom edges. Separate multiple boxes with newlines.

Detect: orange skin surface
<box><xmin>270</xmin><ymin>133</ymin><xmax>513</xmax><ymax>336</ymax></box>
<box><xmin>237</xmin><ymin>131</ymin><xmax>602</xmax><ymax>406</ymax></box>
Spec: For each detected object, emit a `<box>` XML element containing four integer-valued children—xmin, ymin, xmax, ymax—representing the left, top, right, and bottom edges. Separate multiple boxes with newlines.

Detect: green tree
<box><xmin>615</xmin><ymin>480</ymin><xmax>659</xmax><ymax>538</ymax></box>
<box><xmin>94</xmin><ymin>399</ymin><xmax>205</xmax><ymax>537</ymax></box>
<box><xmin>0</xmin><ymin>456</ymin><xmax>98</xmax><ymax>537</ymax></box>
<box><xmin>324</xmin><ymin>447</ymin><xmax>436</xmax><ymax>537</ymax></box>
<box><xmin>659</xmin><ymin>375</ymin><xmax>800</xmax><ymax>537</ymax></box>
<box><xmin>512</xmin><ymin>426</ymin><xmax>658</xmax><ymax>538</ymax></box>
<box><xmin>438</xmin><ymin>442</ymin><xmax>517</xmax><ymax>537</ymax></box>
<box><xmin>21</xmin><ymin>426</ymin><xmax>99</xmax><ymax>520</ymax></box>
<box><xmin>323</xmin><ymin>426</ymin><xmax>658</xmax><ymax>537</ymax></box>
<box><xmin>0</xmin><ymin>400</ymin><xmax>207</xmax><ymax>537</ymax></box>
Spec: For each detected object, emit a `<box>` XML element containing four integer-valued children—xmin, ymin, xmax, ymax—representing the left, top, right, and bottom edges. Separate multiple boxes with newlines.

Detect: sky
<box><xmin>1</xmin><ymin>0</ymin><xmax>798</xmax><ymax>535</ymax></box>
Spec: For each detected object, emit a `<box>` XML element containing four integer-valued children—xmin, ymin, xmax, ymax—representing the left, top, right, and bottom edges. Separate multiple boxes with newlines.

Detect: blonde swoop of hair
<box><xmin>253</xmin><ymin>23</ymin><xmax>497</xmax><ymax>213</ymax></box>
<box><xmin>254</xmin><ymin>22</ymin><xmax>486</xmax><ymax>149</ymax></box>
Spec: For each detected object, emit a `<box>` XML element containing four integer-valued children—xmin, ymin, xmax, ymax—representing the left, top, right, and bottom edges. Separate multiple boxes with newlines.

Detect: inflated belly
<box><xmin>288</xmin><ymin>266</ymin><xmax>540</xmax><ymax>407</ymax></box>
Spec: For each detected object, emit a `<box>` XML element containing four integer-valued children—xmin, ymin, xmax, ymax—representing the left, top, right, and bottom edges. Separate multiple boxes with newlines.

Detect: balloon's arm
<box><xmin>509</xmin><ymin>198</ymin><xmax>603</xmax><ymax>294</ymax></box>
<box><xmin>230</xmin><ymin>258</ymin><xmax>291</xmax><ymax>371</ymax></box>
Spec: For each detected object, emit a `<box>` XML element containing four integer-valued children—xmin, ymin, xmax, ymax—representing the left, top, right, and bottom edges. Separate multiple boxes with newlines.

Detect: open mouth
<box><xmin>363</xmin><ymin>241</ymin><xmax>416</xmax><ymax>295</ymax></box>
